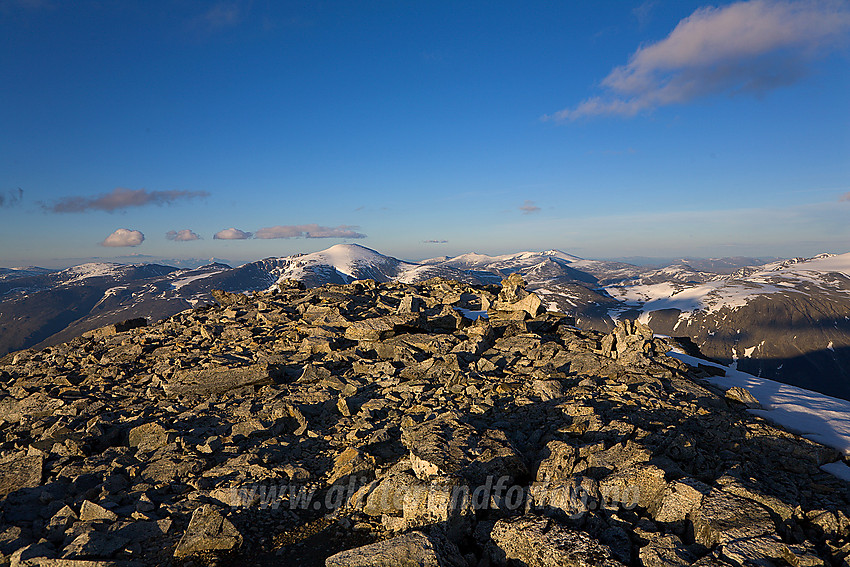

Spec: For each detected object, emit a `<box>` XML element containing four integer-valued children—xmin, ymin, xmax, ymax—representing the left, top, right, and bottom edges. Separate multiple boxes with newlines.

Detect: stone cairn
<box><xmin>0</xmin><ymin>275</ymin><xmax>848</xmax><ymax>566</ymax></box>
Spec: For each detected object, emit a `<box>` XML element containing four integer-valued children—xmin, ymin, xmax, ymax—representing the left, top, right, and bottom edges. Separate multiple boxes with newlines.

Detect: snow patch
<box><xmin>821</xmin><ymin>461</ymin><xmax>850</xmax><ymax>482</ymax></box>
<box><xmin>668</xmin><ymin>350</ymin><xmax>850</xmax><ymax>462</ymax></box>
<box><xmin>171</xmin><ymin>271</ymin><xmax>219</xmax><ymax>290</ymax></box>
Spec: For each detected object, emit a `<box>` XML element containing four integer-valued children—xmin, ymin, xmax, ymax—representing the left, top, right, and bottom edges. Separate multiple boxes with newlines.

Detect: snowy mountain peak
<box><xmin>541</xmin><ymin>249</ymin><xmax>584</xmax><ymax>262</ymax></box>
<box><xmin>60</xmin><ymin>262</ymin><xmax>126</xmax><ymax>282</ymax></box>
<box><xmin>263</xmin><ymin>243</ymin><xmax>409</xmax><ymax>286</ymax></box>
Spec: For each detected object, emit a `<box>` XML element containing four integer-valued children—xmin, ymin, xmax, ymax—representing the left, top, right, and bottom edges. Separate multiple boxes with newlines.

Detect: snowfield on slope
<box><xmin>60</xmin><ymin>263</ymin><xmax>125</xmax><ymax>283</ymax></box>
<box><xmin>606</xmin><ymin>252</ymin><xmax>850</xmax><ymax>317</ymax></box>
<box><xmin>668</xmin><ymin>350</ymin><xmax>850</xmax><ymax>481</ymax></box>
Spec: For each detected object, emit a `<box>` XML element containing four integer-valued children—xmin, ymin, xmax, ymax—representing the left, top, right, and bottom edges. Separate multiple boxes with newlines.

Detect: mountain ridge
<box><xmin>2</xmin><ymin>244</ymin><xmax>849</xmax><ymax>399</ymax></box>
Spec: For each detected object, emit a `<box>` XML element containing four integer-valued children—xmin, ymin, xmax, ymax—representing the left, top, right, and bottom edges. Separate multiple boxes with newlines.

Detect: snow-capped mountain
<box><xmin>2</xmin><ymin>244</ymin><xmax>848</xmax><ymax>400</ymax></box>
<box><xmin>604</xmin><ymin>252</ymin><xmax>850</xmax><ymax>399</ymax></box>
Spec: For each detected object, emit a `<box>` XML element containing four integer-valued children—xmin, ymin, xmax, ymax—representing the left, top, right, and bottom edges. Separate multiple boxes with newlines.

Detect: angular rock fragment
<box><xmin>638</xmin><ymin>532</ymin><xmax>695</xmax><ymax>567</ymax></box>
<box><xmin>0</xmin><ymin>455</ymin><xmax>42</xmax><ymax>497</ymax></box>
<box><xmin>82</xmin><ymin>317</ymin><xmax>147</xmax><ymax>339</ymax></box>
<box><xmin>725</xmin><ymin>386</ymin><xmax>761</xmax><ymax>408</ymax></box>
<box><xmin>401</xmin><ymin>412</ymin><xmax>527</xmax><ymax>485</ymax></box>
<box><xmin>173</xmin><ymin>505</ymin><xmax>243</xmax><ymax>558</ymax></box>
<box><xmin>490</xmin><ymin>273</ymin><xmax>545</xmax><ymax>318</ymax></box>
<box><xmin>127</xmin><ymin>422</ymin><xmax>171</xmax><ymax>452</ymax></box>
<box><xmin>344</xmin><ymin>314</ymin><xmax>419</xmax><ymax>341</ymax></box>
<box><xmin>691</xmin><ymin>488</ymin><xmax>776</xmax><ymax>548</ymax></box>
<box><xmin>598</xmin><ymin>464</ymin><xmax>667</xmax><ymax>510</ymax></box>
<box><xmin>361</xmin><ymin>473</ymin><xmax>418</xmax><ymax>516</ymax></box>
<box><xmin>649</xmin><ymin>477</ymin><xmax>710</xmax><ymax>524</ymax></box>
<box><xmin>62</xmin><ymin>531</ymin><xmax>129</xmax><ymax>559</ymax></box>
<box><xmin>79</xmin><ymin>500</ymin><xmax>118</xmax><ymax>522</ymax></box>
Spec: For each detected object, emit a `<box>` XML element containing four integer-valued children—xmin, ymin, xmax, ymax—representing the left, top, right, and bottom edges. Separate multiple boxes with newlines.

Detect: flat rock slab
<box><xmin>0</xmin><ymin>455</ymin><xmax>42</xmax><ymax>497</ymax></box>
<box><xmin>325</xmin><ymin>531</ymin><xmax>465</xmax><ymax>567</ymax></box>
<box><xmin>344</xmin><ymin>314</ymin><xmax>420</xmax><ymax>341</ymax></box>
<box><xmin>164</xmin><ymin>363</ymin><xmax>274</xmax><ymax>396</ymax></box>
<box><xmin>490</xmin><ymin>516</ymin><xmax>624</xmax><ymax>567</ymax></box>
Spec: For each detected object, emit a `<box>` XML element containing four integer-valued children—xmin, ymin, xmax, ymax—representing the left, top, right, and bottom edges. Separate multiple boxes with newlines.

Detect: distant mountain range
<box><xmin>2</xmin><ymin>243</ymin><xmax>848</xmax><ymax>399</ymax></box>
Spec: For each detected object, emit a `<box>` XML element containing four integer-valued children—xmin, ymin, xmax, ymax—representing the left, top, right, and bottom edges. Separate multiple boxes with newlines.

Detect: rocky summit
<box><xmin>0</xmin><ymin>275</ymin><xmax>849</xmax><ymax>567</ymax></box>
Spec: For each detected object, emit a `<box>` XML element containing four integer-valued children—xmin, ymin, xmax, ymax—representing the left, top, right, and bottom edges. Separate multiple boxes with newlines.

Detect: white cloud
<box><xmin>548</xmin><ymin>0</ymin><xmax>850</xmax><ymax>120</ymax></box>
<box><xmin>101</xmin><ymin>228</ymin><xmax>145</xmax><ymax>247</ymax></box>
<box><xmin>519</xmin><ymin>200</ymin><xmax>541</xmax><ymax>214</ymax></box>
<box><xmin>254</xmin><ymin>224</ymin><xmax>366</xmax><ymax>239</ymax></box>
<box><xmin>214</xmin><ymin>227</ymin><xmax>252</xmax><ymax>240</ymax></box>
<box><xmin>166</xmin><ymin>229</ymin><xmax>201</xmax><ymax>241</ymax></box>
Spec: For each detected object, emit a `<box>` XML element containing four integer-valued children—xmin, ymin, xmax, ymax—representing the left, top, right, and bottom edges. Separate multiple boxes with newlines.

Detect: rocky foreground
<box><xmin>0</xmin><ymin>275</ymin><xmax>849</xmax><ymax>567</ymax></box>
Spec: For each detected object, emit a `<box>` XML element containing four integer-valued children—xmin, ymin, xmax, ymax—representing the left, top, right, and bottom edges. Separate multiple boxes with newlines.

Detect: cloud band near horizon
<box><xmin>253</xmin><ymin>224</ymin><xmax>366</xmax><ymax>239</ymax></box>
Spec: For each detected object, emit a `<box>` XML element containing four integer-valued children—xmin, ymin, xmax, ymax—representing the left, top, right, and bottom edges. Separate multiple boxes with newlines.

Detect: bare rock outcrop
<box><xmin>0</xmin><ymin>276</ymin><xmax>847</xmax><ymax>566</ymax></box>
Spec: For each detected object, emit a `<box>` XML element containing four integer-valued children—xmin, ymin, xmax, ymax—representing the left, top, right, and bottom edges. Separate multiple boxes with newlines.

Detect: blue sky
<box><xmin>1</xmin><ymin>0</ymin><xmax>848</xmax><ymax>268</ymax></box>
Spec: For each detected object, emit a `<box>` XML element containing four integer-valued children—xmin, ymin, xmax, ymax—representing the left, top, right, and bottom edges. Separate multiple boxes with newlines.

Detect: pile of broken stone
<box><xmin>0</xmin><ymin>273</ymin><xmax>848</xmax><ymax>567</ymax></box>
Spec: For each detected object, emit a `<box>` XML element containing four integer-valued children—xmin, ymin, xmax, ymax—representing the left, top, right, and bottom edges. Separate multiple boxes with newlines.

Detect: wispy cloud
<box><xmin>193</xmin><ymin>2</ymin><xmax>242</xmax><ymax>32</ymax></box>
<box><xmin>166</xmin><ymin>229</ymin><xmax>201</xmax><ymax>241</ymax></box>
<box><xmin>254</xmin><ymin>224</ymin><xmax>366</xmax><ymax>239</ymax></box>
<box><xmin>101</xmin><ymin>228</ymin><xmax>145</xmax><ymax>247</ymax></box>
<box><xmin>547</xmin><ymin>0</ymin><xmax>850</xmax><ymax>120</ymax></box>
<box><xmin>214</xmin><ymin>227</ymin><xmax>252</xmax><ymax>240</ymax></box>
<box><xmin>0</xmin><ymin>188</ymin><xmax>23</xmax><ymax>208</ymax></box>
<box><xmin>519</xmin><ymin>200</ymin><xmax>541</xmax><ymax>214</ymax></box>
<box><xmin>633</xmin><ymin>0</ymin><xmax>658</xmax><ymax>29</ymax></box>
<box><xmin>423</xmin><ymin>239</ymin><xmax>448</xmax><ymax>244</ymax></box>
<box><xmin>1</xmin><ymin>0</ymin><xmax>51</xmax><ymax>11</ymax></box>
<box><xmin>44</xmin><ymin>187</ymin><xmax>209</xmax><ymax>213</ymax></box>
